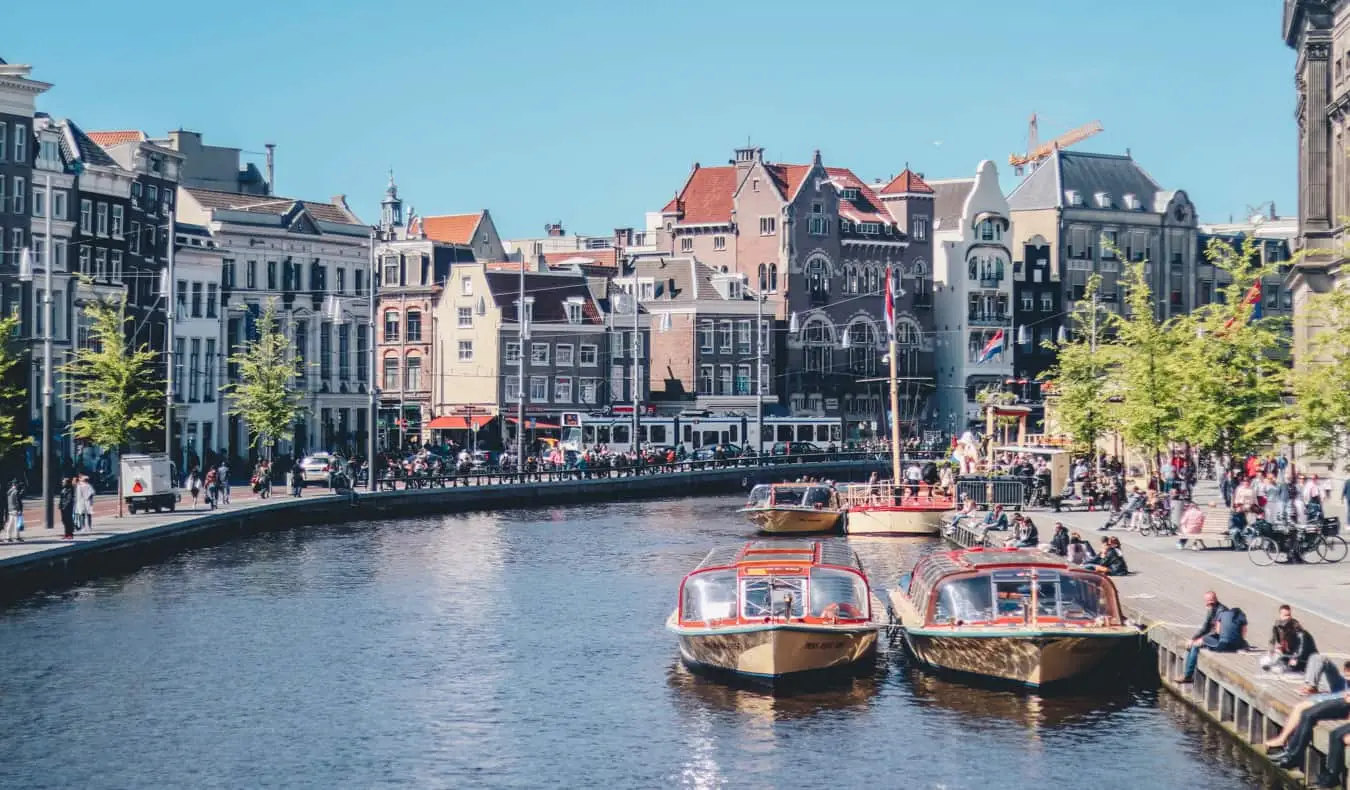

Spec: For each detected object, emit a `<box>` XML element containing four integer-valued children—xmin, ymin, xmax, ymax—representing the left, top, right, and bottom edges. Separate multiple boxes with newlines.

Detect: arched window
<box><xmin>895</xmin><ymin>320</ymin><xmax>920</xmax><ymax>375</ymax></box>
<box><xmin>406</xmin><ymin>309</ymin><xmax>422</xmax><ymax>342</ymax></box>
<box><xmin>847</xmin><ymin>321</ymin><xmax>878</xmax><ymax>375</ymax></box>
<box><xmin>382</xmin><ymin>354</ymin><xmax>400</xmax><ymax>390</ymax></box>
<box><xmin>803</xmin><ymin>319</ymin><xmax>833</xmax><ymax>373</ymax></box>
<box><xmin>806</xmin><ymin>258</ymin><xmax>829</xmax><ymax>302</ymax></box>
<box><xmin>769</xmin><ymin>263</ymin><xmax>779</xmax><ymax>293</ymax></box>
<box><xmin>758</xmin><ymin>263</ymin><xmax>768</xmax><ymax>292</ymax></box>
<box><xmin>405</xmin><ymin>353</ymin><xmax>422</xmax><ymax>390</ymax></box>
<box><xmin>383</xmin><ymin>309</ymin><xmax>400</xmax><ymax>342</ymax></box>
<box><xmin>911</xmin><ymin>260</ymin><xmax>929</xmax><ymax>304</ymax></box>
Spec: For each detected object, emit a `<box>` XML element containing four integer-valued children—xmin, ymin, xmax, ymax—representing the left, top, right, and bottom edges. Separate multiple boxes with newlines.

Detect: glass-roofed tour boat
<box><xmin>889</xmin><ymin>548</ymin><xmax>1138</xmax><ymax>687</ymax></box>
<box><xmin>667</xmin><ymin>541</ymin><xmax>880</xmax><ymax>682</ymax></box>
<box><xmin>740</xmin><ymin>483</ymin><xmax>844</xmax><ymax>534</ymax></box>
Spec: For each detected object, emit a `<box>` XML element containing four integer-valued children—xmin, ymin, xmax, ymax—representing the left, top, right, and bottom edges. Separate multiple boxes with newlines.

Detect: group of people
<box><xmin>1</xmin><ymin>476</ymin><xmax>96</xmax><ymax>542</ymax></box>
<box><xmin>946</xmin><ymin>503</ymin><xmax>1129</xmax><ymax>576</ymax></box>
<box><xmin>1177</xmin><ymin>594</ymin><xmax>1349</xmax><ymax>788</ymax></box>
<box><xmin>184</xmin><ymin>461</ymin><xmax>231</xmax><ymax>510</ymax></box>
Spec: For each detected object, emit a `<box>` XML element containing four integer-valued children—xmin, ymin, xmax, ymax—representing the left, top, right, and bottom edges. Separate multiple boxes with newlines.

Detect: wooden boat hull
<box><xmin>742</xmin><ymin>508</ymin><xmax>842</xmax><ymax>534</ymax></box>
<box><xmin>668</xmin><ymin>615</ymin><xmax>877</xmax><ymax>680</ymax></box>
<box><xmin>845</xmin><ymin>506</ymin><xmax>948</xmax><ymax>536</ymax></box>
<box><xmin>900</xmin><ymin>628</ymin><xmax>1137</xmax><ymax>687</ymax></box>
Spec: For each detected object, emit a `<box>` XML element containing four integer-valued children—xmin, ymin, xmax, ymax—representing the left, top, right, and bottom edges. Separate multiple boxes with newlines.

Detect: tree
<box><xmin>225</xmin><ymin>301</ymin><xmax>304</xmax><ymax>459</ymax></box>
<box><xmin>1281</xmin><ymin>286</ymin><xmax>1350</xmax><ymax>466</ymax></box>
<box><xmin>1039</xmin><ymin>273</ymin><xmax>1112</xmax><ymax>460</ymax></box>
<box><xmin>1170</xmin><ymin>236</ymin><xmax>1287</xmax><ymax>460</ymax></box>
<box><xmin>0</xmin><ymin>316</ymin><xmax>31</xmax><ymax>460</ymax></box>
<box><xmin>60</xmin><ymin>297</ymin><xmax>163</xmax><ymax>453</ymax></box>
<box><xmin>1106</xmin><ymin>260</ymin><xmax>1180</xmax><ymax>474</ymax></box>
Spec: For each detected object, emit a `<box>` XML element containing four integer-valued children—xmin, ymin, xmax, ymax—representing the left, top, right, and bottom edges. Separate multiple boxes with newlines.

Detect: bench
<box><xmin>1186</xmin><ymin>519</ymin><xmax>1237</xmax><ymax>551</ymax></box>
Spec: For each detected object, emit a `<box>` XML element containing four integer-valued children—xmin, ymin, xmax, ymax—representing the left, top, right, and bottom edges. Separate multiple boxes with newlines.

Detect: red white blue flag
<box><xmin>884</xmin><ymin>265</ymin><xmax>895</xmax><ymax>340</ymax></box>
<box><xmin>978</xmin><ymin>328</ymin><xmax>1005</xmax><ymax>363</ymax></box>
<box><xmin>1222</xmin><ymin>280</ymin><xmax>1263</xmax><ymax>333</ymax></box>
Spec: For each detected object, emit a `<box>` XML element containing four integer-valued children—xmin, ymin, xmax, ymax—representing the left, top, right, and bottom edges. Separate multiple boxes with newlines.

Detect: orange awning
<box><xmin>427</xmin><ymin>416</ymin><xmax>492</xmax><ymax>430</ymax></box>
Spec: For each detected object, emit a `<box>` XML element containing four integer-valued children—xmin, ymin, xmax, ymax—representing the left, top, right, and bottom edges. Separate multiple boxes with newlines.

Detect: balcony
<box><xmin>968</xmin><ymin>312</ymin><xmax>1012</xmax><ymax>327</ymax></box>
<box><xmin>978</xmin><ymin>277</ymin><xmax>1002</xmax><ymax>289</ymax></box>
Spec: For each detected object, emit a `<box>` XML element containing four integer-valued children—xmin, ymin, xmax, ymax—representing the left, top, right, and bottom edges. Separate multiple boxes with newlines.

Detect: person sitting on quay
<box><xmin>1261</xmin><ymin>605</ymin><xmax>1318</xmax><ymax>675</ymax></box>
<box><xmin>1046</xmin><ymin>522</ymin><xmax>1070</xmax><ymax>556</ymax></box>
<box><xmin>1067</xmin><ymin>532</ymin><xmax>1096</xmax><ymax>565</ymax></box>
<box><xmin>1083</xmin><ymin>536</ymin><xmax>1128</xmax><ymax>576</ymax></box>
<box><xmin>1005</xmin><ymin>515</ymin><xmax>1039</xmax><ymax>549</ymax></box>
<box><xmin>982</xmin><ymin>504</ymin><xmax>1010</xmax><ymax>532</ymax></box>
<box><xmin>1263</xmin><ymin>679</ymin><xmax>1350</xmax><ymax>779</ymax></box>
<box><xmin>1174</xmin><ymin>591</ymin><xmax>1246</xmax><ymax>684</ymax></box>
<box><xmin>1176</xmin><ymin>500</ymin><xmax>1206</xmax><ymax>551</ymax></box>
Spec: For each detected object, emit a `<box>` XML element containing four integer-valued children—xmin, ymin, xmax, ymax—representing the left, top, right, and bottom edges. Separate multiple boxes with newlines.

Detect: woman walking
<box><xmin>75</xmin><ymin>475</ymin><xmax>95</xmax><ymax>533</ymax></box>
<box><xmin>187</xmin><ymin>467</ymin><xmax>201</xmax><ymax>509</ymax></box>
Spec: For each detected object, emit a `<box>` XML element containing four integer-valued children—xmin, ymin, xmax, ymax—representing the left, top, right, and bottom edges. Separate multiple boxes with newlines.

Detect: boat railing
<box><xmin>838</xmin><ymin>483</ymin><xmax>955</xmax><ymax>509</ymax></box>
<box><xmin>953</xmin><ymin>477</ymin><xmax>1027</xmax><ymax>509</ymax></box>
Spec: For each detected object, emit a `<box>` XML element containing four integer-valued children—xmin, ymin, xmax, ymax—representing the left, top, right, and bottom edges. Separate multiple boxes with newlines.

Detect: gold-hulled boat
<box><xmin>839</xmin><ymin>482</ymin><xmax>953</xmax><ymax>536</ymax></box>
<box><xmin>740</xmin><ymin>483</ymin><xmax>843</xmax><ymax>534</ymax></box>
<box><xmin>667</xmin><ymin>541</ymin><xmax>879</xmax><ymax>682</ymax></box>
<box><xmin>889</xmin><ymin>548</ymin><xmax>1138</xmax><ymax>687</ymax></box>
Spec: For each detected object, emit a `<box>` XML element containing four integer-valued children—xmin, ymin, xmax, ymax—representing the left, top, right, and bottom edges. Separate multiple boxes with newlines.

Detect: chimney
<box><xmin>264</xmin><ymin>143</ymin><xmax>275</xmax><ymax>195</ymax></box>
<box><xmin>1269</xmin><ymin>202</ymin><xmax>1277</xmax><ymax>220</ymax></box>
<box><xmin>734</xmin><ymin>145</ymin><xmax>763</xmax><ymax>173</ymax></box>
<box><xmin>613</xmin><ymin>227</ymin><xmax>632</xmax><ymax>249</ymax></box>
<box><xmin>545</xmin><ymin>222</ymin><xmax>565</xmax><ymax>237</ymax></box>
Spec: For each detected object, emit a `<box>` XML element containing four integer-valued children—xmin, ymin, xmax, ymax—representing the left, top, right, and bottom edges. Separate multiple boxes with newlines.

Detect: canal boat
<box><xmin>740</xmin><ymin>483</ymin><xmax>843</xmax><ymax>534</ymax></box>
<box><xmin>667</xmin><ymin>541</ymin><xmax>879</xmax><ymax>682</ymax></box>
<box><xmin>889</xmin><ymin>548</ymin><xmax>1138</xmax><ymax>687</ymax></box>
<box><xmin>839</xmin><ymin>483</ymin><xmax>952</xmax><ymax>536</ymax></box>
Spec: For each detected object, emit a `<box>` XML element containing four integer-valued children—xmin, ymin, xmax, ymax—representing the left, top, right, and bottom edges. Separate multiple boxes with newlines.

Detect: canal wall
<box><xmin>942</xmin><ymin>516</ymin><xmax>1350</xmax><ymax>787</ymax></box>
<box><xmin>0</xmin><ymin>458</ymin><xmax>885</xmax><ymax>601</ymax></box>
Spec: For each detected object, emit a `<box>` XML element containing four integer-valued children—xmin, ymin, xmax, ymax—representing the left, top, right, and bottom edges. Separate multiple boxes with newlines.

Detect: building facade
<box><xmin>411</xmin><ymin>210</ymin><xmax>507</xmax><ymax>263</ymax></box>
<box><xmin>1007</xmin><ymin>150</ymin><xmax>1199</xmax><ymax>409</ymax></box>
<box><xmin>929</xmin><ymin>160</ymin><xmax>1015</xmax><ymax>434</ymax></box>
<box><xmin>654</xmin><ymin>145</ymin><xmax>937</xmax><ymax>436</ymax></box>
<box><xmin>177</xmin><ymin>186</ymin><xmax>372</xmax><ymax>463</ymax></box>
<box><xmin>167</xmin><ymin>222</ymin><xmax>226</xmax><ymax>470</ymax></box>
<box><xmin>1283</xmin><ymin>1</ymin><xmax>1347</xmax><ymax>367</ymax></box>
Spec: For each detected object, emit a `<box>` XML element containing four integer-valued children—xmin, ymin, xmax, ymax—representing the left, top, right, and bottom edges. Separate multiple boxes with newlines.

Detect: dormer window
<box><xmin>1065</xmin><ymin>190</ymin><xmax>1083</xmax><ymax>206</ymax></box>
<box><xmin>841</xmin><ymin>187</ymin><xmax>860</xmax><ymax>201</ymax></box>
<box><xmin>1094</xmin><ymin>192</ymin><xmax>1111</xmax><ymax>208</ymax></box>
<box><xmin>1123</xmin><ymin>194</ymin><xmax>1140</xmax><ymax>210</ymax></box>
<box><xmin>565</xmin><ymin>298</ymin><xmax>583</xmax><ymax>324</ymax></box>
<box><xmin>859</xmin><ymin>222</ymin><xmax>879</xmax><ymax>235</ymax></box>
<box><xmin>728</xmin><ymin>279</ymin><xmax>742</xmax><ymax>299</ymax></box>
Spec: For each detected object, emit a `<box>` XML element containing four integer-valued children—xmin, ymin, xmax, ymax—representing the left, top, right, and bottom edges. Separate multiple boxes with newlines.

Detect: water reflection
<box><xmin>666</xmin><ymin>659</ymin><xmax>882</xmax><ymax>723</ymax></box>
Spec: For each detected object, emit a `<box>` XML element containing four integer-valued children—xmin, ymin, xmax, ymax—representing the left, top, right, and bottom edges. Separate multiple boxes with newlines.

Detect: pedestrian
<box><xmin>217</xmin><ymin>460</ymin><xmax>231</xmax><ymax>505</ymax></box>
<box><xmin>187</xmin><ymin>468</ymin><xmax>201</xmax><ymax>508</ymax></box>
<box><xmin>4</xmin><ymin>479</ymin><xmax>23</xmax><ymax>543</ymax></box>
<box><xmin>291</xmin><ymin>464</ymin><xmax>304</xmax><ymax>498</ymax></box>
<box><xmin>58</xmin><ymin>477</ymin><xmax>76</xmax><ymax>539</ymax></box>
<box><xmin>204</xmin><ymin>467</ymin><xmax>218</xmax><ymax>510</ymax></box>
<box><xmin>75</xmin><ymin>475</ymin><xmax>95</xmax><ymax>533</ymax></box>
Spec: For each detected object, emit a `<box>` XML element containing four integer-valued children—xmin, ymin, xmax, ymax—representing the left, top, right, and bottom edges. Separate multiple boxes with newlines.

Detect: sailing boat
<box><xmin>841</xmin><ymin>265</ymin><xmax>954</xmax><ymax>535</ymax></box>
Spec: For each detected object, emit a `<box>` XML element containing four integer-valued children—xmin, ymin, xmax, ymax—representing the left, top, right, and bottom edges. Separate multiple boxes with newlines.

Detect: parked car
<box><xmin>689</xmin><ymin>444</ymin><xmax>743</xmax><ymax>465</ymax></box>
<box><xmin>770</xmin><ymin>441</ymin><xmax>822</xmax><ymax>457</ymax></box>
<box><xmin>470</xmin><ymin>450</ymin><xmax>495</xmax><ymax>471</ymax></box>
<box><xmin>299</xmin><ymin>453</ymin><xmax>340</xmax><ymax>485</ymax></box>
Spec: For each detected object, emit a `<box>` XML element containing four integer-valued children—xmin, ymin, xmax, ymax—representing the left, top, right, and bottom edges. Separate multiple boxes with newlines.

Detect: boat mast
<box><xmin>888</xmin><ymin>331</ymin><xmax>901</xmax><ymax>483</ymax></box>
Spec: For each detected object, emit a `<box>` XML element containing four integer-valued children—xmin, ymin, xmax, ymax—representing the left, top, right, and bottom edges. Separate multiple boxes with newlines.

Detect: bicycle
<box><xmin>1137</xmin><ymin>509</ymin><xmax>1177</xmax><ymax>537</ymax></box>
<box><xmin>1247</xmin><ymin>518</ymin><xmax>1348</xmax><ymax>566</ymax></box>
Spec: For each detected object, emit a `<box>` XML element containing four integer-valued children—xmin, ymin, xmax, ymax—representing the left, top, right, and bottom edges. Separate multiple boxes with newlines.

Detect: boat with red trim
<box><xmin>740</xmin><ymin>483</ymin><xmax>843</xmax><ymax>534</ymax></box>
<box><xmin>888</xmin><ymin>547</ymin><xmax>1137</xmax><ymax>687</ymax></box>
<box><xmin>667</xmin><ymin>541</ymin><xmax>879</xmax><ymax>682</ymax></box>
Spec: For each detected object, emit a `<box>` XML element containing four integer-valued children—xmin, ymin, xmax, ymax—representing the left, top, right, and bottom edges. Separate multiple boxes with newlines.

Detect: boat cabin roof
<box><xmin>912</xmin><ymin>547</ymin><xmax>1101</xmax><ymax>590</ymax></box>
<box><xmin>693</xmin><ymin>541</ymin><xmax>862</xmax><ymax>574</ymax></box>
<box><xmin>752</xmin><ymin>482</ymin><xmax>834</xmax><ymax>491</ymax></box>
<box><xmin>993</xmin><ymin>446</ymin><xmax>1070</xmax><ymax>457</ymax></box>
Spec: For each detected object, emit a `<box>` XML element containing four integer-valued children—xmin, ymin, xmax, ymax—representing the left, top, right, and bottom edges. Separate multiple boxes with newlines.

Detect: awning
<box><xmin>505</xmin><ymin>417</ymin><xmax>561</xmax><ymax>429</ymax></box>
<box><xmin>427</xmin><ymin>416</ymin><xmax>493</xmax><ymax>430</ymax></box>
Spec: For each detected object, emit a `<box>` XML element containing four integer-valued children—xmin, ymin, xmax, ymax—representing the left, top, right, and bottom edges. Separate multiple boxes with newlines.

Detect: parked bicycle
<box><xmin>1137</xmin><ymin>507</ymin><xmax>1177</xmax><ymax>537</ymax></box>
<box><xmin>1247</xmin><ymin>516</ymin><xmax>1347</xmax><ymax>566</ymax></box>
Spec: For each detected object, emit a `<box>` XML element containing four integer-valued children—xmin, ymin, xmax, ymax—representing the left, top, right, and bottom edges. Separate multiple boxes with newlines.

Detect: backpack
<box><xmin>1215</xmin><ymin>607</ymin><xmax>1247</xmax><ymax>646</ymax></box>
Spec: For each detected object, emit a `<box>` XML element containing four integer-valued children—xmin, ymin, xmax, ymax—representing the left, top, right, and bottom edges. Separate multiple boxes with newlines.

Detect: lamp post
<box><xmin>165</xmin><ymin>207</ymin><xmax>176</xmax><ymax>471</ymax></box>
<box><xmin>366</xmin><ymin>228</ymin><xmax>378</xmax><ymax>491</ymax></box>
<box><xmin>516</xmin><ymin>262</ymin><xmax>527</xmax><ymax>470</ymax></box>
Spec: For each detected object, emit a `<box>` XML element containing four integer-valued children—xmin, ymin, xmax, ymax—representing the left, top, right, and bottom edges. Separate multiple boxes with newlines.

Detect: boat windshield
<box><xmin>741</xmin><ymin>576</ymin><xmax>807</xmax><ymax>619</ymax></box>
<box><xmin>809</xmin><ymin>568</ymin><xmax>869</xmax><ymax>620</ymax></box>
<box><xmin>682</xmin><ymin>570</ymin><xmax>737</xmax><ymax>623</ymax></box>
<box><xmin>930</xmin><ymin>568</ymin><xmax>1119</xmax><ymax>626</ymax></box>
<box><xmin>745</xmin><ymin>485</ymin><xmax>772</xmax><ymax>508</ymax></box>
<box><xmin>771</xmin><ymin>488</ymin><xmax>806</xmax><ymax>506</ymax></box>
<box><xmin>802</xmin><ymin>486</ymin><xmax>834</xmax><ymax>508</ymax></box>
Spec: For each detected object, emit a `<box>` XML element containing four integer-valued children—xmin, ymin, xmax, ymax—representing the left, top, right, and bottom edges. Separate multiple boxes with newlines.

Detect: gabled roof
<box><xmin>629</xmin><ymin>255</ymin><xmax>734</xmax><ymax>304</ymax></box>
<box><xmin>661</xmin><ymin>165</ymin><xmax>739</xmax><ymax>224</ymax></box>
<box><xmin>540</xmin><ymin>249</ymin><xmax>618</xmax><ymax>270</ymax></box>
<box><xmin>60</xmin><ymin>120</ymin><xmax>118</xmax><ymax>168</ymax></box>
<box><xmin>879</xmin><ymin>168</ymin><xmax>935</xmax><ymax>196</ymax></box>
<box><xmin>484</xmin><ymin>271</ymin><xmax>604</xmax><ymax>324</ymax></box>
<box><xmin>824</xmin><ymin>167</ymin><xmax>892</xmax><ymax>224</ymax></box>
<box><xmin>87</xmin><ymin>130</ymin><xmax>147</xmax><ymax>147</ymax></box>
<box><xmin>417</xmin><ymin>212</ymin><xmax>483</xmax><ymax>245</ymax></box>
<box><xmin>185</xmin><ymin>187</ymin><xmax>362</xmax><ymax>225</ymax></box>
<box><xmin>1007</xmin><ymin>150</ymin><xmax>1162</xmax><ymax>212</ymax></box>
<box><xmin>929</xmin><ymin>178</ymin><xmax>976</xmax><ymax>229</ymax></box>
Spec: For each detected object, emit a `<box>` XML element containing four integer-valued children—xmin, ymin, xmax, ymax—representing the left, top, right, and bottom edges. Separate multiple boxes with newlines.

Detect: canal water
<box><xmin>0</xmin><ymin>495</ymin><xmax>1282</xmax><ymax>789</ymax></box>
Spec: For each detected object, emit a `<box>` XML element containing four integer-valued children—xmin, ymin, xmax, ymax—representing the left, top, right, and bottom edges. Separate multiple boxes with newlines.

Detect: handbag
<box><xmin>15</xmin><ymin>513</ymin><xmax>23</xmax><ymax>532</ymax></box>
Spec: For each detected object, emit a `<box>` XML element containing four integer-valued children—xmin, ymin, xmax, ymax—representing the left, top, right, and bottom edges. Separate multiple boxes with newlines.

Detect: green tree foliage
<box><xmin>225</xmin><ymin>301</ymin><xmax>303</xmax><ymax>455</ymax></box>
<box><xmin>61</xmin><ymin>297</ymin><xmax>162</xmax><ymax>451</ymax></box>
<box><xmin>0</xmin><ymin>316</ymin><xmax>31</xmax><ymax>458</ymax></box>
<box><xmin>1282</xmin><ymin>286</ymin><xmax>1350</xmax><ymax>465</ymax></box>
<box><xmin>1039</xmin><ymin>274</ymin><xmax>1112</xmax><ymax>457</ymax></box>
<box><xmin>1105</xmin><ymin>260</ymin><xmax>1179</xmax><ymax>472</ymax></box>
<box><xmin>1170</xmin><ymin>237</ymin><xmax>1286</xmax><ymax>459</ymax></box>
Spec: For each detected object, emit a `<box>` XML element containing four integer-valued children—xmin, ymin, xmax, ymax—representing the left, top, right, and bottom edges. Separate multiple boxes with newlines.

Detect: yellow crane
<box><xmin>1009</xmin><ymin>114</ymin><xmax>1104</xmax><ymax>175</ymax></box>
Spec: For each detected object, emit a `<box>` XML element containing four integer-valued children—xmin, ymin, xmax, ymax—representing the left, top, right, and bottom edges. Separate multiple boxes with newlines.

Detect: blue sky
<box><xmin>5</xmin><ymin>0</ymin><xmax>1295</xmax><ymax>238</ymax></box>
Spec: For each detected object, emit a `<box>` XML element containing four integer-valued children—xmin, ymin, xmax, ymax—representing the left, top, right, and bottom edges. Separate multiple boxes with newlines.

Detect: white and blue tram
<box><xmin>559</xmin><ymin>411</ymin><xmax>843</xmax><ymax>454</ymax></box>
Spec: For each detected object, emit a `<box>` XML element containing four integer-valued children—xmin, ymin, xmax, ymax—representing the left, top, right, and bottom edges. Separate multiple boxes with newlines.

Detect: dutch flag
<box><xmin>978</xmin><ymin>328</ymin><xmax>1005</xmax><ymax>363</ymax></box>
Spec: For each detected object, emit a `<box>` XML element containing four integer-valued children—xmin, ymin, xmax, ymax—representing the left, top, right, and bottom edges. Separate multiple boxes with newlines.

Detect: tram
<box><xmin>559</xmin><ymin>411</ymin><xmax>843</xmax><ymax>454</ymax></box>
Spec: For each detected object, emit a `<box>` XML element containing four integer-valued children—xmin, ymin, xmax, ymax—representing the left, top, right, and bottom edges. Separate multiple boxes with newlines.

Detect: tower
<box><xmin>380</xmin><ymin>170</ymin><xmax>404</xmax><ymax>232</ymax></box>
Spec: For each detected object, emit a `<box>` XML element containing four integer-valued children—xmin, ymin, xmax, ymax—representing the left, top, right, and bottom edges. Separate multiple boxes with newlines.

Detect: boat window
<box><xmin>682</xmin><ymin>570</ymin><xmax>737</xmax><ymax>623</ymax></box>
<box><xmin>745</xmin><ymin>485</ymin><xmax>772</xmax><ymax>508</ymax></box>
<box><xmin>802</xmin><ymin>486</ymin><xmax>833</xmax><ymax>508</ymax></box>
<box><xmin>772</xmin><ymin>488</ymin><xmax>806</xmax><ymax>506</ymax></box>
<box><xmin>1035</xmin><ymin>571</ymin><xmax>1062</xmax><ymax>620</ymax></box>
<box><xmin>741</xmin><ymin>576</ymin><xmax>807</xmax><ymax>620</ymax></box>
<box><xmin>809</xmin><ymin>568</ymin><xmax>868</xmax><ymax>619</ymax></box>
<box><xmin>1057</xmin><ymin>574</ymin><xmax>1115</xmax><ymax>622</ymax></box>
<box><xmin>933</xmin><ymin>577</ymin><xmax>993</xmax><ymax>624</ymax></box>
<box><xmin>993</xmin><ymin>569</ymin><xmax>1034</xmax><ymax>620</ymax></box>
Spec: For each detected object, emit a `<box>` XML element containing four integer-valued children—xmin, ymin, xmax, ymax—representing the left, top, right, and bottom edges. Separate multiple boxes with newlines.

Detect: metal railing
<box><xmin>954</xmin><ymin>477</ymin><xmax>1027</xmax><ymax>508</ymax></box>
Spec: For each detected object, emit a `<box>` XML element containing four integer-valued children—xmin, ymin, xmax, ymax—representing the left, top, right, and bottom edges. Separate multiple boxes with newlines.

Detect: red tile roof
<box><xmin>419</xmin><ymin>212</ymin><xmax>483</xmax><ymax>245</ymax></box>
<box><xmin>86</xmin><ymin>130</ymin><xmax>146</xmax><ymax>147</ymax></box>
<box><xmin>661</xmin><ymin>165</ymin><xmax>738</xmax><ymax>224</ymax></box>
<box><xmin>825</xmin><ymin>167</ymin><xmax>892</xmax><ymax>224</ymax></box>
<box><xmin>879</xmin><ymin>168</ymin><xmax>935</xmax><ymax>195</ymax></box>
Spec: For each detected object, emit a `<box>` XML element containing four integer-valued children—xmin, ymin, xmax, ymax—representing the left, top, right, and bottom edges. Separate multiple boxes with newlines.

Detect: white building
<box><xmin>930</xmin><ymin>160</ymin><xmax>1015</xmax><ymax>433</ymax></box>
<box><xmin>169</xmin><ymin>222</ymin><xmax>226</xmax><ymax>470</ymax></box>
<box><xmin>176</xmin><ymin>187</ymin><xmax>372</xmax><ymax>462</ymax></box>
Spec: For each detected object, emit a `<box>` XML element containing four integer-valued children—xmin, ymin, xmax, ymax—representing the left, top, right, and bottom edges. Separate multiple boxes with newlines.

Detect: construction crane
<box><xmin>1009</xmin><ymin>114</ymin><xmax>1104</xmax><ymax>175</ymax></box>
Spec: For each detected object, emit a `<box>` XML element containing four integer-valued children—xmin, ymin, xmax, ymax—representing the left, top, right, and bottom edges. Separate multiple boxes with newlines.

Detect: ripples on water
<box><xmin>0</xmin><ymin>496</ymin><xmax>1283</xmax><ymax>789</ymax></box>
